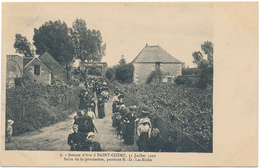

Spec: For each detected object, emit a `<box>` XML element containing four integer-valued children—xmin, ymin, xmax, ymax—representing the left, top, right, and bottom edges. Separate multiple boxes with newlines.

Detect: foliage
<box><xmin>175</xmin><ymin>76</ymin><xmax>187</xmax><ymax>85</ymax></box>
<box><xmin>146</xmin><ymin>70</ymin><xmax>163</xmax><ymax>84</ymax></box>
<box><xmin>70</xmin><ymin>18</ymin><xmax>88</xmax><ymax>62</ymax></box>
<box><xmin>118</xmin><ymin>55</ymin><xmax>126</xmax><ymax>65</ymax></box>
<box><xmin>105</xmin><ymin>62</ymin><xmax>134</xmax><ymax>84</ymax></box>
<box><xmin>33</xmin><ymin>20</ymin><xmax>74</xmax><ymax>67</ymax></box>
<box><xmin>115</xmin><ymin>63</ymin><xmax>134</xmax><ymax>84</ymax></box>
<box><xmin>70</xmin><ymin>18</ymin><xmax>106</xmax><ymax>62</ymax></box>
<box><xmin>105</xmin><ymin>67</ymin><xmax>116</xmax><ymax>81</ymax></box>
<box><xmin>86</xmin><ymin>29</ymin><xmax>106</xmax><ymax>62</ymax></box>
<box><xmin>13</xmin><ymin>34</ymin><xmax>33</xmax><ymax>57</ymax></box>
<box><xmin>6</xmin><ymin>84</ymin><xmax>80</xmax><ymax>135</ymax></box>
<box><xmin>192</xmin><ymin>41</ymin><xmax>213</xmax><ymax>88</ymax></box>
<box><xmin>87</xmin><ymin>67</ymin><xmax>102</xmax><ymax>76</ymax></box>
<box><xmin>113</xmin><ymin>83</ymin><xmax>213</xmax><ymax>152</ymax></box>
<box><xmin>201</xmin><ymin>41</ymin><xmax>213</xmax><ymax>67</ymax></box>
<box><xmin>182</xmin><ymin>67</ymin><xmax>199</xmax><ymax>77</ymax></box>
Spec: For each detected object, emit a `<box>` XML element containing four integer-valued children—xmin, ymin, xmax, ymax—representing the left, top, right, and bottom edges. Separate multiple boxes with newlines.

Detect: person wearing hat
<box><xmin>79</xmin><ymin>132</ymin><xmax>102</xmax><ymax>151</ymax></box>
<box><xmin>74</xmin><ymin>110</ymin><xmax>94</xmax><ymax>136</ymax></box>
<box><xmin>6</xmin><ymin>119</ymin><xmax>14</xmax><ymax>143</ymax></box>
<box><xmin>74</xmin><ymin>110</ymin><xmax>87</xmax><ymax>135</ymax></box>
<box><xmin>67</xmin><ymin>124</ymin><xmax>85</xmax><ymax>151</ymax></box>
<box><xmin>138</xmin><ymin>106</ymin><xmax>152</xmax><ymax>128</ymax></box>
<box><xmin>79</xmin><ymin>90</ymin><xmax>87</xmax><ymax>110</ymax></box>
<box><xmin>123</xmin><ymin>106</ymin><xmax>137</xmax><ymax>145</ymax></box>
<box><xmin>98</xmin><ymin>97</ymin><xmax>105</xmax><ymax>119</ymax></box>
<box><xmin>90</xmin><ymin>97</ymin><xmax>96</xmax><ymax>116</ymax></box>
<box><xmin>136</xmin><ymin>106</ymin><xmax>152</xmax><ymax>151</ymax></box>
<box><xmin>137</xmin><ymin>120</ymin><xmax>152</xmax><ymax>152</ymax></box>
<box><xmin>85</xmin><ymin>105</ymin><xmax>95</xmax><ymax>124</ymax></box>
<box><xmin>113</xmin><ymin>92</ymin><xmax>119</xmax><ymax>102</ymax></box>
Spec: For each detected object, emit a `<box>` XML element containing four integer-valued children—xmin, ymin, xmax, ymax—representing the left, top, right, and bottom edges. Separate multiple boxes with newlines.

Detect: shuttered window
<box><xmin>34</xmin><ymin>65</ymin><xmax>40</xmax><ymax>75</ymax></box>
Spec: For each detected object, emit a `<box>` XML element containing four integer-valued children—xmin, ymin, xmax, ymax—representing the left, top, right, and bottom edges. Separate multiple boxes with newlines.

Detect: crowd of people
<box><xmin>111</xmin><ymin>88</ymin><xmax>174</xmax><ymax>152</ymax></box>
<box><xmin>67</xmin><ymin>77</ymin><xmax>108</xmax><ymax>151</ymax></box>
<box><xmin>67</xmin><ymin>78</ymin><xmax>177</xmax><ymax>152</ymax></box>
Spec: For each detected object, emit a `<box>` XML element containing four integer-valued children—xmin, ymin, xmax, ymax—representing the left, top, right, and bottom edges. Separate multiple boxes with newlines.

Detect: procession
<box><xmin>67</xmin><ymin>77</ymin><xmax>169</xmax><ymax>152</ymax></box>
<box><xmin>5</xmin><ymin>4</ymin><xmax>213</xmax><ymax>154</ymax></box>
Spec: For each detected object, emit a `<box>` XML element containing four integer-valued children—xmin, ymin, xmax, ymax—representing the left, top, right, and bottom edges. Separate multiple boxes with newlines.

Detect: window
<box><xmin>34</xmin><ymin>65</ymin><xmax>40</xmax><ymax>75</ymax></box>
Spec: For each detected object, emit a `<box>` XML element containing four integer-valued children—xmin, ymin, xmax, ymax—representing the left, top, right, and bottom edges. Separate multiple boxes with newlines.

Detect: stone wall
<box><xmin>6</xmin><ymin>55</ymin><xmax>23</xmax><ymax>87</ymax></box>
<box><xmin>133</xmin><ymin>62</ymin><xmax>182</xmax><ymax>84</ymax></box>
<box><xmin>133</xmin><ymin>63</ymin><xmax>154</xmax><ymax>84</ymax></box>
<box><xmin>23</xmin><ymin>58</ymin><xmax>51</xmax><ymax>85</ymax></box>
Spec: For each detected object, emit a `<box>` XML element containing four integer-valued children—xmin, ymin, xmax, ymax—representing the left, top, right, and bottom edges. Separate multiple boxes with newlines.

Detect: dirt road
<box><xmin>5</xmin><ymin>97</ymin><xmax>138</xmax><ymax>151</ymax></box>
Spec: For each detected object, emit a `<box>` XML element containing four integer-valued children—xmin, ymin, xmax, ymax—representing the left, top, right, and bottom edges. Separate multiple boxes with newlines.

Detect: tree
<box><xmin>115</xmin><ymin>63</ymin><xmax>134</xmax><ymax>83</ymax></box>
<box><xmin>201</xmin><ymin>41</ymin><xmax>213</xmax><ymax>67</ymax></box>
<box><xmin>86</xmin><ymin>29</ymin><xmax>106</xmax><ymax>62</ymax></box>
<box><xmin>13</xmin><ymin>34</ymin><xmax>33</xmax><ymax>57</ymax></box>
<box><xmin>105</xmin><ymin>67</ymin><xmax>116</xmax><ymax>81</ymax></box>
<box><xmin>118</xmin><ymin>55</ymin><xmax>126</xmax><ymax>65</ymax></box>
<box><xmin>33</xmin><ymin>20</ymin><xmax>74</xmax><ymax>67</ymax></box>
<box><xmin>192</xmin><ymin>41</ymin><xmax>213</xmax><ymax>88</ymax></box>
<box><xmin>70</xmin><ymin>18</ymin><xmax>106</xmax><ymax>62</ymax></box>
<box><xmin>192</xmin><ymin>51</ymin><xmax>203</xmax><ymax>65</ymax></box>
<box><xmin>70</xmin><ymin>18</ymin><xmax>88</xmax><ymax>62</ymax></box>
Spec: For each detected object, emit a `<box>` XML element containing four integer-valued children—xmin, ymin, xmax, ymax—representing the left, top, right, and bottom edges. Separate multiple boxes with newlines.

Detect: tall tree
<box><xmin>33</xmin><ymin>20</ymin><xmax>74</xmax><ymax>67</ymax></box>
<box><xmin>192</xmin><ymin>41</ymin><xmax>213</xmax><ymax>88</ymax></box>
<box><xmin>201</xmin><ymin>41</ymin><xmax>213</xmax><ymax>67</ymax></box>
<box><xmin>70</xmin><ymin>18</ymin><xmax>106</xmax><ymax>63</ymax></box>
<box><xmin>13</xmin><ymin>34</ymin><xmax>33</xmax><ymax>57</ymax></box>
<box><xmin>192</xmin><ymin>41</ymin><xmax>213</xmax><ymax>67</ymax></box>
<box><xmin>70</xmin><ymin>18</ymin><xmax>88</xmax><ymax>62</ymax></box>
<box><xmin>118</xmin><ymin>55</ymin><xmax>126</xmax><ymax>65</ymax></box>
<box><xmin>86</xmin><ymin>29</ymin><xmax>106</xmax><ymax>62</ymax></box>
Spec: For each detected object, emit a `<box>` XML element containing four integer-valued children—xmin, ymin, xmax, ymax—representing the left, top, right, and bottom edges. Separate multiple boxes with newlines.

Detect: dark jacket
<box><xmin>67</xmin><ymin>132</ymin><xmax>85</xmax><ymax>151</ymax></box>
<box><xmin>79</xmin><ymin>140</ymin><xmax>102</xmax><ymax>151</ymax></box>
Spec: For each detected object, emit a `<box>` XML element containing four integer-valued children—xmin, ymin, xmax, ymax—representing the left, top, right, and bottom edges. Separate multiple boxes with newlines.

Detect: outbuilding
<box><xmin>132</xmin><ymin>44</ymin><xmax>182</xmax><ymax>84</ymax></box>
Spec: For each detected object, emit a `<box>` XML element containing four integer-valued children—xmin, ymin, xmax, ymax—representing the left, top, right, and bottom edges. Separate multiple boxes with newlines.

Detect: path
<box><xmin>5</xmin><ymin>95</ymin><xmax>138</xmax><ymax>151</ymax></box>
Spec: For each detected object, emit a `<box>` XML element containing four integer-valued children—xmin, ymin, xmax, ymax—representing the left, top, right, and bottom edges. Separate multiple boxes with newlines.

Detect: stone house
<box><xmin>6</xmin><ymin>52</ymin><xmax>69</xmax><ymax>87</ymax></box>
<box><xmin>6</xmin><ymin>54</ymin><xmax>24</xmax><ymax>87</ymax></box>
<box><xmin>132</xmin><ymin>44</ymin><xmax>182</xmax><ymax>84</ymax></box>
<box><xmin>23</xmin><ymin>56</ymin><xmax>52</xmax><ymax>85</ymax></box>
<box><xmin>38</xmin><ymin>52</ymin><xmax>68</xmax><ymax>85</ymax></box>
<box><xmin>23</xmin><ymin>52</ymin><xmax>68</xmax><ymax>85</ymax></box>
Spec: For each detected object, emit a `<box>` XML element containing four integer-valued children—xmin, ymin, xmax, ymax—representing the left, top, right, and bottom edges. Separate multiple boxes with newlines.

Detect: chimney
<box><xmin>146</xmin><ymin>43</ymin><xmax>148</xmax><ymax>47</ymax></box>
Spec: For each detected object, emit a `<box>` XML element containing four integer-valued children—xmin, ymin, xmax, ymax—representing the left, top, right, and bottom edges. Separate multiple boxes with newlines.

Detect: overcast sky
<box><xmin>2</xmin><ymin>2</ymin><xmax>213</xmax><ymax>67</ymax></box>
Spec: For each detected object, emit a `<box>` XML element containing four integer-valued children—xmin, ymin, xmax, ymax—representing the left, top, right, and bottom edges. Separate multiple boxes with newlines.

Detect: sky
<box><xmin>2</xmin><ymin>2</ymin><xmax>213</xmax><ymax>67</ymax></box>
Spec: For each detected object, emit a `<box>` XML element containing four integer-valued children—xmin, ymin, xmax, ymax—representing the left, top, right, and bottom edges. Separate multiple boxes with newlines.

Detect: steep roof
<box><xmin>38</xmin><ymin>52</ymin><xmax>67</xmax><ymax>73</ymax></box>
<box><xmin>132</xmin><ymin>45</ymin><xmax>182</xmax><ymax>63</ymax></box>
<box><xmin>24</xmin><ymin>57</ymin><xmax>52</xmax><ymax>73</ymax></box>
<box><xmin>23</xmin><ymin>57</ymin><xmax>34</xmax><ymax>67</ymax></box>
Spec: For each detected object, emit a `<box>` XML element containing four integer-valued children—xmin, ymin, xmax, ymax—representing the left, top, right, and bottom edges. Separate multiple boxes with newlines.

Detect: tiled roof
<box><xmin>132</xmin><ymin>45</ymin><xmax>182</xmax><ymax>63</ymax></box>
<box><xmin>23</xmin><ymin>57</ymin><xmax>34</xmax><ymax>67</ymax></box>
<box><xmin>38</xmin><ymin>52</ymin><xmax>67</xmax><ymax>73</ymax></box>
<box><xmin>24</xmin><ymin>57</ymin><xmax>52</xmax><ymax>73</ymax></box>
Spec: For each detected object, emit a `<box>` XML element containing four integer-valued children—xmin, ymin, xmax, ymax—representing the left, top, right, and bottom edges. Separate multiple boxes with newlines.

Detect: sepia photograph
<box><xmin>0</xmin><ymin>1</ymin><xmax>257</xmax><ymax>167</ymax></box>
<box><xmin>3</xmin><ymin>2</ymin><xmax>213</xmax><ymax>153</ymax></box>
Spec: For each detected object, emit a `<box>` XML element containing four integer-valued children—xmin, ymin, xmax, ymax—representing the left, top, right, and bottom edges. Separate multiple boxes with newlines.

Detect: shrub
<box><xmin>105</xmin><ymin>67</ymin><xmax>116</xmax><ymax>81</ymax></box>
<box><xmin>111</xmin><ymin>83</ymin><xmax>213</xmax><ymax>152</ymax></box>
<box><xmin>6</xmin><ymin>84</ymin><xmax>80</xmax><ymax>135</ymax></box>
<box><xmin>115</xmin><ymin>63</ymin><xmax>134</xmax><ymax>84</ymax></box>
<box><xmin>146</xmin><ymin>70</ymin><xmax>163</xmax><ymax>84</ymax></box>
<box><xmin>87</xmin><ymin>67</ymin><xmax>102</xmax><ymax>76</ymax></box>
